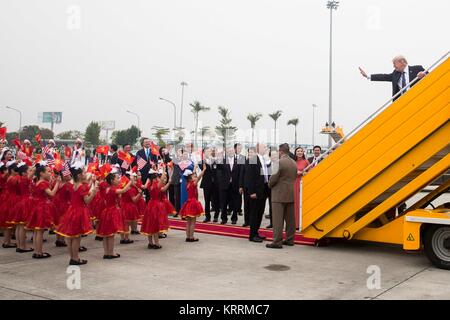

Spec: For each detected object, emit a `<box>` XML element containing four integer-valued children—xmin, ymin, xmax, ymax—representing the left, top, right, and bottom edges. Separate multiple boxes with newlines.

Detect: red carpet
<box><xmin>168</xmin><ymin>218</ymin><xmax>317</xmax><ymax>246</ymax></box>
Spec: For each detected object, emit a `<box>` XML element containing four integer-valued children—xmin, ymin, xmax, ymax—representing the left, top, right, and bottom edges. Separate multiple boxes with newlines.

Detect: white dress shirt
<box><xmin>258</xmin><ymin>154</ymin><xmax>269</xmax><ymax>183</ymax></box>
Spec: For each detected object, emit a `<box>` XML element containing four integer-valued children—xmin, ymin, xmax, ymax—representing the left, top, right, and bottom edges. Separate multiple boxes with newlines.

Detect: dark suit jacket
<box><xmin>243</xmin><ymin>156</ymin><xmax>266</xmax><ymax>199</ymax></box>
<box><xmin>307</xmin><ymin>157</ymin><xmax>323</xmax><ymax>166</ymax></box>
<box><xmin>198</xmin><ymin>160</ymin><xmax>217</xmax><ymax>189</ymax></box>
<box><xmin>371</xmin><ymin>65</ymin><xmax>425</xmax><ymax>98</ymax></box>
<box><xmin>169</xmin><ymin>163</ymin><xmax>182</xmax><ymax>186</ymax></box>
<box><xmin>110</xmin><ymin>152</ymin><xmax>119</xmax><ymax>165</ymax></box>
<box><xmin>216</xmin><ymin>156</ymin><xmax>242</xmax><ymax>191</ymax></box>
<box><xmin>135</xmin><ymin>148</ymin><xmax>158</xmax><ymax>182</ymax></box>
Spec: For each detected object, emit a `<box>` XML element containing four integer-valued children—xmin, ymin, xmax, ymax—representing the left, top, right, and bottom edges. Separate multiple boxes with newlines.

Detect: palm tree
<box><xmin>151</xmin><ymin>126</ymin><xmax>170</xmax><ymax>147</ymax></box>
<box><xmin>287</xmin><ymin>118</ymin><xmax>299</xmax><ymax>147</ymax></box>
<box><xmin>190</xmin><ymin>101</ymin><xmax>210</xmax><ymax>148</ymax></box>
<box><xmin>215</xmin><ymin>106</ymin><xmax>237</xmax><ymax>149</ymax></box>
<box><xmin>268</xmin><ymin>110</ymin><xmax>283</xmax><ymax>146</ymax></box>
<box><xmin>199</xmin><ymin>126</ymin><xmax>211</xmax><ymax>148</ymax></box>
<box><xmin>247</xmin><ymin>113</ymin><xmax>263</xmax><ymax>146</ymax></box>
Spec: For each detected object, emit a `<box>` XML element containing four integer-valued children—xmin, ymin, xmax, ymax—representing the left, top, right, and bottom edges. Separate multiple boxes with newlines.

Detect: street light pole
<box><xmin>180</xmin><ymin>81</ymin><xmax>188</xmax><ymax>128</ymax></box>
<box><xmin>126</xmin><ymin>110</ymin><xmax>141</xmax><ymax>136</ymax></box>
<box><xmin>6</xmin><ymin>106</ymin><xmax>22</xmax><ymax>139</ymax></box>
<box><xmin>327</xmin><ymin>0</ymin><xmax>339</xmax><ymax>148</ymax></box>
<box><xmin>312</xmin><ymin>104</ymin><xmax>318</xmax><ymax>146</ymax></box>
<box><xmin>159</xmin><ymin>97</ymin><xmax>177</xmax><ymax>130</ymax></box>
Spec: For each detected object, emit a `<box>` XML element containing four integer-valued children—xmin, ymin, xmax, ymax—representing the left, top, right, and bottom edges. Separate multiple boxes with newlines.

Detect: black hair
<box><xmin>106</xmin><ymin>173</ymin><xmax>116</xmax><ymax>185</ymax></box>
<box><xmin>15</xmin><ymin>164</ymin><xmax>29</xmax><ymax>176</ymax></box>
<box><xmin>111</xmin><ymin>145</ymin><xmax>118</xmax><ymax>152</ymax></box>
<box><xmin>0</xmin><ymin>166</ymin><xmax>7</xmax><ymax>174</ymax></box>
<box><xmin>35</xmin><ymin>164</ymin><xmax>47</xmax><ymax>179</ymax></box>
<box><xmin>279</xmin><ymin>143</ymin><xmax>290</xmax><ymax>155</ymax></box>
<box><xmin>186</xmin><ymin>174</ymin><xmax>194</xmax><ymax>182</ymax></box>
<box><xmin>313</xmin><ymin>145</ymin><xmax>322</xmax><ymax>151</ymax></box>
<box><xmin>7</xmin><ymin>163</ymin><xmax>18</xmax><ymax>174</ymax></box>
<box><xmin>234</xmin><ymin>143</ymin><xmax>241</xmax><ymax>150</ymax></box>
<box><xmin>122</xmin><ymin>144</ymin><xmax>131</xmax><ymax>149</ymax></box>
<box><xmin>70</xmin><ymin>167</ymin><xmax>83</xmax><ymax>183</ymax></box>
<box><xmin>294</xmin><ymin>147</ymin><xmax>306</xmax><ymax>160</ymax></box>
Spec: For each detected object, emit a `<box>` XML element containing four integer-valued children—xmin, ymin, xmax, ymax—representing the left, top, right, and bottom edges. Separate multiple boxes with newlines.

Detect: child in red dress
<box><xmin>0</xmin><ymin>161</ymin><xmax>19</xmax><ymax>249</ymax></box>
<box><xmin>90</xmin><ymin>172</ymin><xmax>109</xmax><ymax>241</ymax></box>
<box><xmin>179</xmin><ymin>164</ymin><xmax>206</xmax><ymax>242</ymax></box>
<box><xmin>120</xmin><ymin>169</ymin><xmax>143</xmax><ymax>244</ymax></box>
<box><xmin>96</xmin><ymin>170</ymin><xmax>133</xmax><ymax>259</ymax></box>
<box><xmin>26</xmin><ymin>163</ymin><xmax>60</xmax><ymax>259</ymax></box>
<box><xmin>140</xmin><ymin>170</ymin><xmax>172</xmax><ymax>249</ymax></box>
<box><xmin>8</xmin><ymin>162</ymin><xmax>34</xmax><ymax>253</ymax></box>
<box><xmin>56</xmin><ymin>164</ymin><xmax>98</xmax><ymax>265</ymax></box>
<box><xmin>53</xmin><ymin>173</ymin><xmax>73</xmax><ymax>247</ymax></box>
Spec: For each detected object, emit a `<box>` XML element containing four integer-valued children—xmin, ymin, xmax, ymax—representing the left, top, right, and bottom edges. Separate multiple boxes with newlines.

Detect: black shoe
<box><xmin>220</xmin><ymin>221</ymin><xmax>227</xmax><ymax>225</ymax></box>
<box><xmin>266</xmin><ymin>225</ymin><xmax>273</xmax><ymax>229</ymax></box>
<box><xmin>32</xmin><ymin>252</ymin><xmax>51</xmax><ymax>259</ymax></box>
<box><xmin>282</xmin><ymin>241</ymin><xmax>294</xmax><ymax>246</ymax></box>
<box><xmin>238</xmin><ymin>212</ymin><xmax>243</xmax><ymax>216</ymax></box>
<box><xmin>48</xmin><ymin>230</ymin><xmax>55</xmax><ymax>235</ymax></box>
<box><xmin>103</xmin><ymin>254</ymin><xmax>121</xmax><ymax>259</ymax></box>
<box><xmin>231</xmin><ymin>221</ymin><xmax>237</xmax><ymax>225</ymax></box>
<box><xmin>203</xmin><ymin>218</ymin><xmax>211</xmax><ymax>223</ymax></box>
<box><xmin>213</xmin><ymin>219</ymin><xmax>219</xmax><ymax>223</ymax></box>
<box><xmin>249</xmin><ymin>237</ymin><xmax>263</xmax><ymax>243</ymax></box>
<box><xmin>266</xmin><ymin>243</ymin><xmax>283</xmax><ymax>249</ymax></box>
<box><xmin>79</xmin><ymin>246</ymin><xmax>88</xmax><ymax>252</ymax></box>
<box><xmin>2</xmin><ymin>243</ymin><xmax>17</xmax><ymax>249</ymax></box>
<box><xmin>186</xmin><ymin>238</ymin><xmax>199</xmax><ymax>242</ymax></box>
<box><xmin>258</xmin><ymin>235</ymin><xmax>266</xmax><ymax>240</ymax></box>
<box><xmin>242</xmin><ymin>224</ymin><xmax>249</xmax><ymax>227</ymax></box>
<box><xmin>95</xmin><ymin>236</ymin><xmax>103</xmax><ymax>241</ymax></box>
<box><xmin>55</xmin><ymin>240</ymin><xmax>67</xmax><ymax>247</ymax></box>
<box><xmin>120</xmin><ymin>239</ymin><xmax>134</xmax><ymax>245</ymax></box>
<box><xmin>158</xmin><ymin>234</ymin><xmax>167</xmax><ymax>239</ymax></box>
<box><xmin>70</xmin><ymin>259</ymin><xmax>88</xmax><ymax>265</ymax></box>
<box><xmin>81</xmin><ymin>234</ymin><xmax>87</xmax><ymax>238</ymax></box>
<box><xmin>131</xmin><ymin>231</ymin><xmax>140</xmax><ymax>235</ymax></box>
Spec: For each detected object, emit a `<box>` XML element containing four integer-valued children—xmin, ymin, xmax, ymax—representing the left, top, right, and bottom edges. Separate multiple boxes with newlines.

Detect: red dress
<box><xmin>54</xmin><ymin>182</ymin><xmax>73</xmax><ymax>226</ymax></box>
<box><xmin>56</xmin><ymin>184</ymin><xmax>94</xmax><ymax>237</ymax></box>
<box><xmin>121</xmin><ymin>186</ymin><xmax>140</xmax><ymax>222</ymax></box>
<box><xmin>26</xmin><ymin>180</ymin><xmax>56</xmax><ymax>230</ymax></box>
<box><xmin>135</xmin><ymin>181</ymin><xmax>147</xmax><ymax>217</ymax></box>
<box><xmin>96</xmin><ymin>186</ymin><xmax>126</xmax><ymax>237</ymax></box>
<box><xmin>0</xmin><ymin>176</ymin><xmax>19</xmax><ymax>229</ymax></box>
<box><xmin>179</xmin><ymin>181</ymin><xmax>204</xmax><ymax>218</ymax></box>
<box><xmin>8</xmin><ymin>175</ymin><xmax>32</xmax><ymax>225</ymax></box>
<box><xmin>89</xmin><ymin>181</ymin><xmax>108</xmax><ymax>220</ymax></box>
<box><xmin>140</xmin><ymin>181</ymin><xmax>168</xmax><ymax>235</ymax></box>
<box><xmin>294</xmin><ymin>159</ymin><xmax>310</xmax><ymax>229</ymax></box>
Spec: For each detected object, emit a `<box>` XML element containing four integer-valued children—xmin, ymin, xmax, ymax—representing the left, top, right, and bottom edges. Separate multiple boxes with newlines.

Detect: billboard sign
<box><xmin>39</xmin><ymin>112</ymin><xmax>62</xmax><ymax>124</ymax></box>
<box><xmin>99</xmin><ymin>121</ymin><xmax>115</xmax><ymax>130</ymax></box>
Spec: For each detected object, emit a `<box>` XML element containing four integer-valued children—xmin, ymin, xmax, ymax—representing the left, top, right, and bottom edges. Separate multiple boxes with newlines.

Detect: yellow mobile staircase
<box><xmin>300</xmin><ymin>52</ymin><xmax>450</xmax><ymax>270</ymax></box>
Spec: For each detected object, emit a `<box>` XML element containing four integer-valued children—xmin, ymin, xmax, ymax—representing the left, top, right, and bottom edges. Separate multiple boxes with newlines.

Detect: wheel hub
<box><xmin>444</xmin><ymin>237</ymin><xmax>450</xmax><ymax>250</ymax></box>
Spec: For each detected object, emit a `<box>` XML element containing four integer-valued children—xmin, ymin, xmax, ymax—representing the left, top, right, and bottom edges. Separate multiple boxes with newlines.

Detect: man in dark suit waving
<box><xmin>136</xmin><ymin>138</ymin><xmax>158</xmax><ymax>185</ymax></box>
<box><xmin>359</xmin><ymin>55</ymin><xmax>426</xmax><ymax>99</ymax></box>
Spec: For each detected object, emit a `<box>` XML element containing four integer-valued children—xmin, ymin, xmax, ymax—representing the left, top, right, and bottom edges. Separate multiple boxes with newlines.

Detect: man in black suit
<box><xmin>245</xmin><ymin>144</ymin><xmax>270</xmax><ymax>242</ymax></box>
<box><xmin>359</xmin><ymin>55</ymin><xmax>426</xmax><ymax>99</ymax></box>
<box><xmin>308</xmin><ymin>145</ymin><xmax>323</xmax><ymax>169</ymax></box>
<box><xmin>110</xmin><ymin>144</ymin><xmax>119</xmax><ymax>165</ymax></box>
<box><xmin>199</xmin><ymin>147</ymin><xmax>220</xmax><ymax>223</ymax></box>
<box><xmin>169</xmin><ymin>147</ymin><xmax>183</xmax><ymax>214</ymax></box>
<box><xmin>216</xmin><ymin>146</ymin><xmax>242</xmax><ymax>225</ymax></box>
<box><xmin>234</xmin><ymin>143</ymin><xmax>245</xmax><ymax>217</ymax></box>
<box><xmin>136</xmin><ymin>138</ymin><xmax>158</xmax><ymax>201</ymax></box>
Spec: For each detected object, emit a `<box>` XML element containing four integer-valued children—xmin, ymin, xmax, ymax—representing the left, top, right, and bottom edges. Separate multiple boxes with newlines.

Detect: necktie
<box><xmin>146</xmin><ymin>148</ymin><xmax>149</xmax><ymax>159</ymax></box>
<box><xmin>401</xmin><ymin>72</ymin><xmax>406</xmax><ymax>90</ymax></box>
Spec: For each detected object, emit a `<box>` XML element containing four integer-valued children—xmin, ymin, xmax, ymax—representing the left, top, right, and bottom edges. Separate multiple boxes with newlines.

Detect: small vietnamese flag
<box><xmin>13</xmin><ymin>138</ymin><xmax>21</xmax><ymax>149</ymax></box>
<box><xmin>96</xmin><ymin>145</ymin><xmax>109</xmax><ymax>155</ymax></box>
<box><xmin>35</xmin><ymin>133</ymin><xmax>42</xmax><ymax>145</ymax></box>
<box><xmin>118</xmin><ymin>150</ymin><xmax>134</xmax><ymax>164</ymax></box>
<box><xmin>54</xmin><ymin>152</ymin><xmax>61</xmax><ymax>160</ymax></box>
<box><xmin>150</xmin><ymin>141</ymin><xmax>160</xmax><ymax>156</ymax></box>
<box><xmin>53</xmin><ymin>158</ymin><xmax>64</xmax><ymax>171</ymax></box>
<box><xmin>99</xmin><ymin>163</ymin><xmax>112</xmax><ymax>177</ymax></box>
<box><xmin>35</xmin><ymin>154</ymin><xmax>43</xmax><ymax>163</ymax></box>
<box><xmin>87</xmin><ymin>162</ymin><xmax>99</xmax><ymax>173</ymax></box>
<box><xmin>0</xmin><ymin>127</ymin><xmax>6</xmax><ymax>140</ymax></box>
<box><xmin>64</xmin><ymin>146</ymin><xmax>72</xmax><ymax>159</ymax></box>
<box><xmin>120</xmin><ymin>175</ymin><xmax>129</xmax><ymax>189</ymax></box>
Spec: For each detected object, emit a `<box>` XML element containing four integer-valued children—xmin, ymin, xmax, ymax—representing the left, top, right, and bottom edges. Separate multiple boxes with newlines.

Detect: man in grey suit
<box><xmin>266</xmin><ymin>143</ymin><xmax>298</xmax><ymax>249</ymax></box>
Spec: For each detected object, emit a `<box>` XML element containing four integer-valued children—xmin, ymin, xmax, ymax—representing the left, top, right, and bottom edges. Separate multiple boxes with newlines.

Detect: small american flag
<box><xmin>45</xmin><ymin>152</ymin><xmax>55</xmax><ymax>166</ymax></box>
<box><xmin>121</xmin><ymin>160</ymin><xmax>130</xmax><ymax>170</ymax></box>
<box><xmin>42</xmin><ymin>144</ymin><xmax>51</xmax><ymax>156</ymax></box>
<box><xmin>17</xmin><ymin>150</ymin><xmax>28</xmax><ymax>161</ymax></box>
<box><xmin>62</xmin><ymin>161</ymin><xmax>71</xmax><ymax>177</ymax></box>
<box><xmin>137</xmin><ymin>156</ymin><xmax>147</xmax><ymax>171</ymax></box>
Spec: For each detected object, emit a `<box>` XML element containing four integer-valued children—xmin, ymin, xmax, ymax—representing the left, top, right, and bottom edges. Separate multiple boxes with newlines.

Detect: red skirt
<box><xmin>162</xmin><ymin>197</ymin><xmax>176</xmax><ymax>215</ymax></box>
<box><xmin>54</xmin><ymin>201</ymin><xmax>70</xmax><ymax>226</ymax></box>
<box><xmin>179</xmin><ymin>199</ymin><xmax>204</xmax><ymax>218</ymax></box>
<box><xmin>26</xmin><ymin>200</ymin><xmax>56</xmax><ymax>230</ymax></box>
<box><xmin>89</xmin><ymin>196</ymin><xmax>105</xmax><ymax>221</ymax></box>
<box><xmin>137</xmin><ymin>198</ymin><xmax>146</xmax><ymax>217</ymax></box>
<box><xmin>56</xmin><ymin>205</ymin><xmax>94</xmax><ymax>237</ymax></box>
<box><xmin>96</xmin><ymin>206</ymin><xmax>126</xmax><ymax>237</ymax></box>
<box><xmin>121</xmin><ymin>201</ymin><xmax>140</xmax><ymax>222</ymax></box>
<box><xmin>140</xmin><ymin>200</ymin><xmax>167</xmax><ymax>236</ymax></box>
<box><xmin>8</xmin><ymin>197</ymin><xmax>32</xmax><ymax>225</ymax></box>
<box><xmin>0</xmin><ymin>193</ymin><xmax>19</xmax><ymax>228</ymax></box>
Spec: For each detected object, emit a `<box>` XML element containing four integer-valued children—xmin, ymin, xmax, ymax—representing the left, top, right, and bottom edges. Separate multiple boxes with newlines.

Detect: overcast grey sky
<box><xmin>0</xmin><ymin>0</ymin><xmax>449</xmax><ymax>146</ymax></box>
